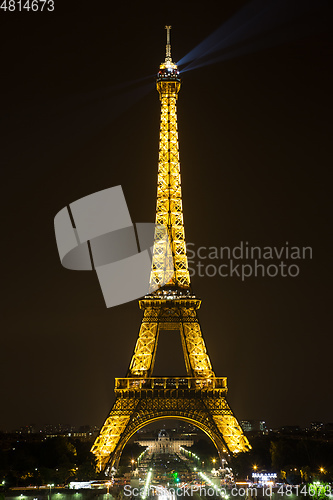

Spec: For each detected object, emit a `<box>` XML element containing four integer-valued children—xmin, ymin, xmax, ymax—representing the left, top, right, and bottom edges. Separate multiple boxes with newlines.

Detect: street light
<box><xmin>48</xmin><ymin>484</ymin><xmax>54</xmax><ymax>500</ymax></box>
<box><xmin>106</xmin><ymin>481</ymin><xmax>111</xmax><ymax>495</ymax></box>
<box><xmin>131</xmin><ymin>459</ymin><xmax>135</xmax><ymax>471</ymax></box>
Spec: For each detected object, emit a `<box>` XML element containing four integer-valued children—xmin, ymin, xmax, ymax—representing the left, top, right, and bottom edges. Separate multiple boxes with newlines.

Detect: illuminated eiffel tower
<box><xmin>91</xmin><ymin>26</ymin><xmax>251</xmax><ymax>472</ymax></box>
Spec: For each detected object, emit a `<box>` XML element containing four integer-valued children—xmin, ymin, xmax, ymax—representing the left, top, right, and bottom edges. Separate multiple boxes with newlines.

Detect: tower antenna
<box><xmin>165</xmin><ymin>25</ymin><xmax>172</xmax><ymax>61</ymax></box>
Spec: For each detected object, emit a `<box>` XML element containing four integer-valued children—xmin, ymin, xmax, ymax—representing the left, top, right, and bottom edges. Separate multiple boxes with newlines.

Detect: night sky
<box><xmin>1</xmin><ymin>0</ymin><xmax>332</xmax><ymax>432</ymax></box>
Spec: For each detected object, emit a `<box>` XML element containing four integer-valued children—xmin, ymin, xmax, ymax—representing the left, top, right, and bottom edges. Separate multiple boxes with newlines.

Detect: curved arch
<box><xmin>110</xmin><ymin>413</ymin><xmax>228</xmax><ymax>470</ymax></box>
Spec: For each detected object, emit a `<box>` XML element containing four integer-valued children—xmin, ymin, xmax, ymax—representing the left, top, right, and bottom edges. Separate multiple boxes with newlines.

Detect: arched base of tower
<box><xmin>91</xmin><ymin>383</ymin><xmax>251</xmax><ymax>474</ymax></box>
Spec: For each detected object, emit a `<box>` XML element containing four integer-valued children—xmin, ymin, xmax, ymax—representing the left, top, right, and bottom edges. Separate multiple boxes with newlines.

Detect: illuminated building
<box><xmin>240</xmin><ymin>420</ymin><xmax>253</xmax><ymax>432</ymax></box>
<box><xmin>91</xmin><ymin>26</ymin><xmax>251</xmax><ymax>473</ymax></box>
<box><xmin>135</xmin><ymin>429</ymin><xmax>194</xmax><ymax>454</ymax></box>
<box><xmin>240</xmin><ymin>420</ymin><xmax>268</xmax><ymax>433</ymax></box>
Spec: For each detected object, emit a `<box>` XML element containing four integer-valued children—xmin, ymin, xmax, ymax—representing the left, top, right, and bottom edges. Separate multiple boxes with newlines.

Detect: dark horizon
<box><xmin>3</xmin><ymin>419</ymin><xmax>332</xmax><ymax>435</ymax></box>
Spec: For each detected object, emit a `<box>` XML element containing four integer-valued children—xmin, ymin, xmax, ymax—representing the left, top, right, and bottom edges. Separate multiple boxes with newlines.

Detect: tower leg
<box><xmin>204</xmin><ymin>397</ymin><xmax>252</xmax><ymax>454</ymax></box>
<box><xmin>181</xmin><ymin>316</ymin><xmax>215</xmax><ymax>378</ymax></box>
<box><xmin>90</xmin><ymin>398</ymin><xmax>139</xmax><ymax>472</ymax></box>
<box><xmin>127</xmin><ymin>308</ymin><xmax>159</xmax><ymax>377</ymax></box>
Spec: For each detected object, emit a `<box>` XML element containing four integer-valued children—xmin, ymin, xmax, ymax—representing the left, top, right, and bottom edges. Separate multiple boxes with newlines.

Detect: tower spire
<box><xmin>165</xmin><ymin>25</ymin><xmax>172</xmax><ymax>61</ymax></box>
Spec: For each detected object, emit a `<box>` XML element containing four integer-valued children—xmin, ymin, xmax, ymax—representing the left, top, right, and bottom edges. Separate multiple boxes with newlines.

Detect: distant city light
<box><xmin>252</xmin><ymin>473</ymin><xmax>277</xmax><ymax>478</ymax></box>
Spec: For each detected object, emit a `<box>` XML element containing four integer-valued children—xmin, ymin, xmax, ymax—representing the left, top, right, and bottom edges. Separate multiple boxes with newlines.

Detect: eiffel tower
<box><xmin>91</xmin><ymin>26</ymin><xmax>251</xmax><ymax>472</ymax></box>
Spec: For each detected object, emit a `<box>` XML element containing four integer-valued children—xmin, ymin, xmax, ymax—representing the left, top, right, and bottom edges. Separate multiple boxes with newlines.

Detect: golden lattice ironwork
<box><xmin>127</xmin><ymin>296</ymin><xmax>214</xmax><ymax>379</ymax></box>
<box><xmin>91</xmin><ymin>26</ymin><xmax>251</xmax><ymax>473</ymax></box>
<box><xmin>149</xmin><ymin>37</ymin><xmax>190</xmax><ymax>290</ymax></box>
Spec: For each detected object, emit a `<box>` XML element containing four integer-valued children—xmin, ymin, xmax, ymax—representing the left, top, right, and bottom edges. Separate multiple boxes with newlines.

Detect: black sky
<box><xmin>1</xmin><ymin>0</ymin><xmax>332</xmax><ymax>432</ymax></box>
